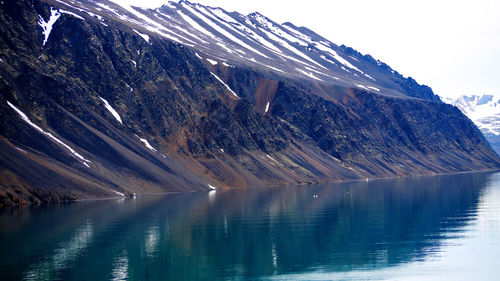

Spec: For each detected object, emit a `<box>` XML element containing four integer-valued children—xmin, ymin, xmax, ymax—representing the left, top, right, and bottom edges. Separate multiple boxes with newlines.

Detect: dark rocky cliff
<box><xmin>0</xmin><ymin>0</ymin><xmax>498</xmax><ymax>207</ymax></box>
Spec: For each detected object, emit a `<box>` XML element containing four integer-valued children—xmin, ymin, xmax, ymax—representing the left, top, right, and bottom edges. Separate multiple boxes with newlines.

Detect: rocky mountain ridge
<box><xmin>0</xmin><ymin>0</ymin><xmax>498</xmax><ymax>207</ymax></box>
<box><xmin>54</xmin><ymin>0</ymin><xmax>442</xmax><ymax>102</ymax></box>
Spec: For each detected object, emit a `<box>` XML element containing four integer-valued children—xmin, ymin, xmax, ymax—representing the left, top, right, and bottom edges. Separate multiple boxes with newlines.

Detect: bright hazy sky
<box><xmin>117</xmin><ymin>0</ymin><xmax>500</xmax><ymax>98</ymax></box>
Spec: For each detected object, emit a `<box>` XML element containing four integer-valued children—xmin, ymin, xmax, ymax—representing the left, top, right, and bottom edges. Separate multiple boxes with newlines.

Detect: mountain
<box><xmin>1</xmin><ymin>0</ymin><xmax>499</xmax><ymax>207</ymax></box>
<box><xmin>444</xmin><ymin>94</ymin><xmax>500</xmax><ymax>154</ymax></box>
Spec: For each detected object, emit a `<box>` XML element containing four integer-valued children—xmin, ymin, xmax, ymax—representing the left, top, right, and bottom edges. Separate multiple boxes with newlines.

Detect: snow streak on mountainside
<box><xmin>49</xmin><ymin>0</ymin><xmax>439</xmax><ymax>101</ymax></box>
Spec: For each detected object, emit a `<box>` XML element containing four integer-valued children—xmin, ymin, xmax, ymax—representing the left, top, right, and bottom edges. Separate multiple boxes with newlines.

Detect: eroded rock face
<box><xmin>0</xmin><ymin>0</ymin><xmax>498</xmax><ymax>207</ymax></box>
<box><xmin>271</xmin><ymin>82</ymin><xmax>497</xmax><ymax>175</ymax></box>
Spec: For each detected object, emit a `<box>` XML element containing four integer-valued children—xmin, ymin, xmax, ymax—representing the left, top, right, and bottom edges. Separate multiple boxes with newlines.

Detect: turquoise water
<box><xmin>1</xmin><ymin>172</ymin><xmax>500</xmax><ymax>280</ymax></box>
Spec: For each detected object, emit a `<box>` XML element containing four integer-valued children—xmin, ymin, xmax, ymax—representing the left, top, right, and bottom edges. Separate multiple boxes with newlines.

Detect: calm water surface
<box><xmin>1</xmin><ymin>172</ymin><xmax>500</xmax><ymax>280</ymax></box>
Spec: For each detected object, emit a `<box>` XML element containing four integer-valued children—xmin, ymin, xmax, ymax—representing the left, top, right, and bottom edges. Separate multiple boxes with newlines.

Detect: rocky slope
<box><xmin>0</xmin><ymin>0</ymin><xmax>499</xmax><ymax>207</ymax></box>
<box><xmin>443</xmin><ymin>94</ymin><xmax>500</xmax><ymax>154</ymax></box>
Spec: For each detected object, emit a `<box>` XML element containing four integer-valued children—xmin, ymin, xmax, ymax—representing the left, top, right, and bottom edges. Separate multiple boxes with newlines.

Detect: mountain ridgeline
<box><xmin>0</xmin><ymin>0</ymin><xmax>498</xmax><ymax>207</ymax></box>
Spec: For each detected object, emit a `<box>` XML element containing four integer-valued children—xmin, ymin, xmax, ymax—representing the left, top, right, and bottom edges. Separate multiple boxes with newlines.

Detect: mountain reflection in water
<box><xmin>1</xmin><ymin>171</ymin><xmax>499</xmax><ymax>280</ymax></box>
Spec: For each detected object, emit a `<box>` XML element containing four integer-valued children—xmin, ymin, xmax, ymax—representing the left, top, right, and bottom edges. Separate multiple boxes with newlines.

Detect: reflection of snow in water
<box><xmin>145</xmin><ymin>226</ymin><xmax>160</xmax><ymax>258</ymax></box>
<box><xmin>271</xmin><ymin>243</ymin><xmax>278</xmax><ymax>269</ymax></box>
<box><xmin>208</xmin><ymin>190</ymin><xmax>216</xmax><ymax>204</ymax></box>
<box><xmin>24</xmin><ymin>221</ymin><xmax>93</xmax><ymax>280</ymax></box>
<box><xmin>224</xmin><ymin>215</ymin><xmax>228</xmax><ymax>236</ymax></box>
<box><xmin>111</xmin><ymin>251</ymin><xmax>129</xmax><ymax>281</ymax></box>
<box><xmin>476</xmin><ymin>180</ymin><xmax>500</xmax><ymax>233</ymax></box>
<box><xmin>164</xmin><ymin>220</ymin><xmax>171</xmax><ymax>236</ymax></box>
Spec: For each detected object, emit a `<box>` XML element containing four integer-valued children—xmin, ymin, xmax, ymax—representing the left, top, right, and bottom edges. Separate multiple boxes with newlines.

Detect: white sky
<box><xmin>118</xmin><ymin>0</ymin><xmax>500</xmax><ymax>98</ymax></box>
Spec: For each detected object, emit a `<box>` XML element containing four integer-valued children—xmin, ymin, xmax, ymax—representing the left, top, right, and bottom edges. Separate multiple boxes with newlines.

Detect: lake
<box><xmin>1</xmin><ymin>171</ymin><xmax>500</xmax><ymax>280</ymax></box>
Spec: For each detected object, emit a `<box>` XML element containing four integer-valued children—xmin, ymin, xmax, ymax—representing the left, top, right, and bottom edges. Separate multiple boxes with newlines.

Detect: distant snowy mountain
<box><xmin>446</xmin><ymin>94</ymin><xmax>500</xmax><ymax>135</ymax></box>
<box><xmin>444</xmin><ymin>94</ymin><xmax>500</xmax><ymax>154</ymax></box>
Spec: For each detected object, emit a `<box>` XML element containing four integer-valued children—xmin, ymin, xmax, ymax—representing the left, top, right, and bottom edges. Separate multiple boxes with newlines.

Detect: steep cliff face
<box><xmin>271</xmin><ymin>83</ymin><xmax>498</xmax><ymax>175</ymax></box>
<box><xmin>0</xmin><ymin>0</ymin><xmax>498</xmax><ymax>207</ymax></box>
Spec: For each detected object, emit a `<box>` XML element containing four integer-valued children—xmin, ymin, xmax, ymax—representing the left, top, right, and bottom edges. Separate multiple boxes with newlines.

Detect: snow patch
<box><xmin>95</xmin><ymin>3</ymin><xmax>118</xmax><ymax>14</ymax></box>
<box><xmin>38</xmin><ymin>7</ymin><xmax>61</xmax><ymax>47</ymax></box>
<box><xmin>296</xmin><ymin>68</ymin><xmax>323</xmax><ymax>81</ymax></box>
<box><xmin>110</xmin><ymin>0</ymin><xmax>187</xmax><ymax>44</ymax></box>
<box><xmin>208</xmin><ymin>7</ymin><xmax>239</xmax><ymax>24</ymax></box>
<box><xmin>219</xmin><ymin>15</ymin><xmax>283</xmax><ymax>54</ymax></box>
<box><xmin>206</xmin><ymin>58</ymin><xmax>218</xmax><ymax>65</ymax></box>
<box><xmin>165</xmin><ymin>1</ymin><xmax>177</xmax><ymax>9</ymax></box>
<box><xmin>99</xmin><ymin>97</ymin><xmax>123</xmax><ymax>124</ymax></box>
<box><xmin>182</xmin><ymin>3</ymin><xmax>268</xmax><ymax>58</ymax></box>
<box><xmin>216</xmin><ymin>42</ymin><xmax>234</xmax><ymax>53</ymax></box>
<box><xmin>195</xmin><ymin>52</ymin><xmax>203</xmax><ymax>59</ymax></box>
<box><xmin>320</xmin><ymin>55</ymin><xmax>336</xmax><ymax>65</ymax></box>
<box><xmin>198</xmin><ymin>5</ymin><xmax>280</xmax><ymax>56</ymax></box>
<box><xmin>305</xmin><ymin>66</ymin><xmax>330</xmax><ymax>77</ymax></box>
<box><xmin>177</xmin><ymin>10</ymin><xmax>217</xmax><ymax>40</ymax></box>
<box><xmin>263</xmin><ymin>64</ymin><xmax>285</xmax><ymax>73</ymax></box>
<box><xmin>125</xmin><ymin>83</ymin><xmax>133</xmax><ymax>92</ymax></box>
<box><xmin>244</xmin><ymin>18</ymin><xmax>254</xmax><ymax>26</ymax></box>
<box><xmin>133</xmin><ymin>29</ymin><xmax>150</xmax><ymax>44</ymax></box>
<box><xmin>208</xmin><ymin>184</ymin><xmax>217</xmax><ymax>190</ymax></box>
<box><xmin>131</xmin><ymin>60</ymin><xmax>136</xmax><ymax>68</ymax></box>
<box><xmin>156</xmin><ymin>12</ymin><xmax>208</xmax><ymax>44</ymax></box>
<box><xmin>281</xmin><ymin>24</ymin><xmax>314</xmax><ymax>44</ymax></box>
<box><xmin>258</xmin><ymin>27</ymin><xmax>325</xmax><ymax>69</ymax></box>
<box><xmin>315</xmin><ymin>43</ymin><xmax>364</xmax><ymax>74</ymax></box>
<box><xmin>85</xmin><ymin>10</ymin><xmax>103</xmax><ymax>20</ymax></box>
<box><xmin>112</xmin><ymin>190</ymin><xmax>125</xmax><ymax>197</ymax></box>
<box><xmin>108</xmin><ymin>1</ymin><xmax>190</xmax><ymax>45</ymax></box>
<box><xmin>7</xmin><ymin>101</ymin><xmax>91</xmax><ymax>166</ymax></box>
<box><xmin>210</xmin><ymin>72</ymin><xmax>239</xmax><ymax>98</ymax></box>
<box><xmin>60</xmin><ymin>9</ymin><xmax>85</xmax><ymax>20</ymax></box>
<box><xmin>135</xmin><ymin>135</ymin><xmax>157</xmax><ymax>152</ymax></box>
<box><xmin>355</xmin><ymin>84</ymin><xmax>369</xmax><ymax>90</ymax></box>
<box><xmin>15</xmin><ymin>147</ymin><xmax>27</xmax><ymax>154</ymax></box>
<box><xmin>251</xmin><ymin>13</ymin><xmax>308</xmax><ymax>47</ymax></box>
<box><xmin>265</xmin><ymin>102</ymin><xmax>270</xmax><ymax>113</ymax></box>
<box><xmin>364</xmin><ymin>74</ymin><xmax>376</xmax><ymax>81</ymax></box>
<box><xmin>242</xmin><ymin>28</ymin><xmax>282</xmax><ymax>53</ymax></box>
<box><xmin>367</xmin><ymin>86</ymin><xmax>380</xmax><ymax>92</ymax></box>
<box><xmin>266</xmin><ymin>154</ymin><xmax>284</xmax><ymax>166</ymax></box>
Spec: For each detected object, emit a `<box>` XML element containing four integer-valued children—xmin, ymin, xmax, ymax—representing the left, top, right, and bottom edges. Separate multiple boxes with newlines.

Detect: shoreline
<box><xmin>3</xmin><ymin>168</ymin><xmax>500</xmax><ymax>210</ymax></box>
<box><xmin>50</xmin><ymin>167</ymin><xmax>500</xmax><ymax>203</ymax></box>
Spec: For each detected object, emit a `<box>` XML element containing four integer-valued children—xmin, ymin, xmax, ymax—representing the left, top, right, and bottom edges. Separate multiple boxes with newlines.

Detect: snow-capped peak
<box><xmin>445</xmin><ymin>94</ymin><xmax>500</xmax><ymax>136</ymax></box>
